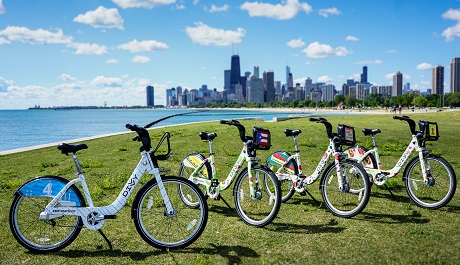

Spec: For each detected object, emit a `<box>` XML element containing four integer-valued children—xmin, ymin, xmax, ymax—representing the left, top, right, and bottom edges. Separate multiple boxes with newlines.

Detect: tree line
<box><xmin>199</xmin><ymin>92</ymin><xmax>460</xmax><ymax>109</ymax></box>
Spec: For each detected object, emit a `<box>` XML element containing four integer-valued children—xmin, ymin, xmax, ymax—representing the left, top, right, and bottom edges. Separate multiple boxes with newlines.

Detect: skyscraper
<box><xmin>392</xmin><ymin>71</ymin><xmax>403</xmax><ymax>97</ymax></box>
<box><xmin>432</xmin><ymin>65</ymin><xmax>444</xmax><ymax>95</ymax></box>
<box><xmin>264</xmin><ymin>70</ymin><xmax>275</xmax><ymax>102</ymax></box>
<box><xmin>230</xmin><ymin>55</ymin><xmax>241</xmax><ymax>95</ymax></box>
<box><xmin>451</xmin><ymin>57</ymin><xmax>460</xmax><ymax>93</ymax></box>
<box><xmin>146</xmin><ymin>85</ymin><xmax>154</xmax><ymax>107</ymax></box>
<box><xmin>286</xmin><ymin>65</ymin><xmax>291</xmax><ymax>88</ymax></box>
<box><xmin>224</xmin><ymin>69</ymin><xmax>231</xmax><ymax>93</ymax></box>
<box><xmin>360</xmin><ymin>66</ymin><xmax>368</xmax><ymax>84</ymax></box>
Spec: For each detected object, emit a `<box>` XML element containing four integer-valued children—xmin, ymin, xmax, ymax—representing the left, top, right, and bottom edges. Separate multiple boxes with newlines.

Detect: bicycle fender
<box><xmin>343</xmin><ymin>145</ymin><xmax>376</xmax><ymax>169</ymax></box>
<box><xmin>182</xmin><ymin>152</ymin><xmax>210</xmax><ymax>177</ymax></box>
<box><xmin>266</xmin><ymin>150</ymin><xmax>296</xmax><ymax>174</ymax></box>
<box><xmin>14</xmin><ymin>175</ymin><xmax>84</xmax><ymax>206</ymax></box>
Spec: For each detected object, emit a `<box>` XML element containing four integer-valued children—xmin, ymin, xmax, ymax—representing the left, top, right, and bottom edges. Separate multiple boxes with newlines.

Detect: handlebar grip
<box><xmin>126</xmin><ymin>123</ymin><xmax>141</xmax><ymax>131</ymax></box>
<box><xmin>309</xmin><ymin>117</ymin><xmax>320</xmax><ymax>122</ymax></box>
<box><xmin>220</xmin><ymin>120</ymin><xmax>228</xmax><ymax>125</ymax></box>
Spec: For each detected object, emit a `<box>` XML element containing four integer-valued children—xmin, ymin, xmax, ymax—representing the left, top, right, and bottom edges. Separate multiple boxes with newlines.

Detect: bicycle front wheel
<box><xmin>404</xmin><ymin>154</ymin><xmax>456</xmax><ymax>209</ymax></box>
<box><xmin>234</xmin><ymin>165</ymin><xmax>281</xmax><ymax>227</ymax></box>
<box><xmin>132</xmin><ymin>176</ymin><xmax>208</xmax><ymax>250</ymax></box>
<box><xmin>9</xmin><ymin>177</ymin><xmax>85</xmax><ymax>253</ymax></box>
<box><xmin>320</xmin><ymin>160</ymin><xmax>370</xmax><ymax>218</ymax></box>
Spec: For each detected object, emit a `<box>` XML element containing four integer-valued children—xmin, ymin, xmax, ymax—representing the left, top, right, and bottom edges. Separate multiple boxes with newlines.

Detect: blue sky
<box><xmin>0</xmin><ymin>0</ymin><xmax>459</xmax><ymax>109</ymax></box>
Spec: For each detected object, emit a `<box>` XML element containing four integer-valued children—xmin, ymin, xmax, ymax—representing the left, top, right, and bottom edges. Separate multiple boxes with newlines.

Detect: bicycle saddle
<box><xmin>58</xmin><ymin>143</ymin><xmax>88</xmax><ymax>155</ymax></box>
<box><xmin>362</xmin><ymin>128</ymin><xmax>381</xmax><ymax>136</ymax></box>
<box><xmin>284</xmin><ymin>129</ymin><xmax>302</xmax><ymax>137</ymax></box>
<box><xmin>199</xmin><ymin>132</ymin><xmax>217</xmax><ymax>141</ymax></box>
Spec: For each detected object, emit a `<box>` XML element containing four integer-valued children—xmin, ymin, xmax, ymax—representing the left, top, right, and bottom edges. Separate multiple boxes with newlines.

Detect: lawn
<box><xmin>1</xmin><ymin>110</ymin><xmax>459</xmax><ymax>264</ymax></box>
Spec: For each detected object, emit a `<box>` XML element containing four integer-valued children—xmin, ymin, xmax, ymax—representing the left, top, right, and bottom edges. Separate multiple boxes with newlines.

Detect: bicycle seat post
<box><xmin>208</xmin><ymin>139</ymin><xmax>214</xmax><ymax>157</ymax></box>
<box><xmin>71</xmin><ymin>153</ymin><xmax>84</xmax><ymax>175</ymax></box>
<box><xmin>292</xmin><ymin>136</ymin><xmax>300</xmax><ymax>153</ymax></box>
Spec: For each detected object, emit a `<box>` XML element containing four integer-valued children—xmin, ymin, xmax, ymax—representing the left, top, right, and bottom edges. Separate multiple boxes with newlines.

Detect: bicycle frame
<box><xmin>31</xmin><ymin>150</ymin><xmax>173</xmax><ymax>231</ymax></box>
<box><xmin>349</xmin><ymin>133</ymin><xmax>429</xmax><ymax>185</ymax></box>
<box><xmin>186</xmin><ymin>140</ymin><xmax>259</xmax><ymax>199</ymax></box>
<box><xmin>274</xmin><ymin>138</ymin><xmax>343</xmax><ymax>191</ymax></box>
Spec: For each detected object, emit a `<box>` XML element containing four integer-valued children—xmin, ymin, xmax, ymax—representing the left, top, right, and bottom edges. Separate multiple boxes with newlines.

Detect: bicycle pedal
<box><xmin>103</xmin><ymin>215</ymin><xmax>117</xmax><ymax>219</ymax></box>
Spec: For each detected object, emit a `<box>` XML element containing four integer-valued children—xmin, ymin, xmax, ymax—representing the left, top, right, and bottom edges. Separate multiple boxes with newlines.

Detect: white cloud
<box><xmin>318</xmin><ymin>75</ymin><xmax>332</xmax><ymax>83</ymax></box>
<box><xmin>387</xmin><ymin>49</ymin><xmax>397</xmax><ymax>53</ymax></box>
<box><xmin>91</xmin><ymin>75</ymin><xmax>123</xmax><ymax>87</ymax></box>
<box><xmin>318</xmin><ymin>7</ymin><xmax>341</xmax><ymax>18</ymax></box>
<box><xmin>73</xmin><ymin>6</ymin><xmax>124</xmax><ymax>30</ymax></box>
<box><xmin>186</xmin><ymin>22</ymin><xmax>246</xmax><ymax>46</ymax></box>
<box><xmin>175</xmin><ymin>4</ymin><xmax>185</xmax><ymax>10</ymax></box>
<box><xmin>131</xmin><ymin>55</ymin><xmax>150</xmax><ymax>63</ymax></box>
<box><xmin>416</xmin><ymin>62</ymin><xmax>432</xmax><ymax>70</ymax></box>
<box><xmin>113</xmin><ymin>0</ymin><xmax>176</xmax><ymax>9</ymax></box>
<box><xmin>442</xmin><ymin>9</ymin><xmax>460</xmax><ymax>41</ymax></box>
<box><xmin>59</xmin><ymin>74</ymin><xmax>77</xmax><ymax>82</ymax></box>
<box><xmin>287</xmin><ymin>38</ymin><xmax>305</xmax><ymax>48</ymax></box>
<box><xmin>345</xmin><ymin>35</ymin><xmax>359</xmax><ymax>41</ymax></box>
<box><xmin>355</xmin><ymin>59</ymin><xmax>382</xmax><ymax>65</ymax></box>
<box><xmin>0</xmin><ymin>26</ymin><xmax>72</xmax><ymax>44</ymax></box>
<box><xmin>240</xmin><ymin>0</ymin><xmax>312</xmax><ymax>20</ymax></box>
<box><xmin>0</xmin><ymin>0</ymin><xmax>5</xmax><ymax>14</ymax></box>
<box><xmin>193</xmin><ymin>0</ymin><xmax>199</xmax><ymax>5</ymax></box>
<box><xmin>69</xmin><ymin>42</ymin><xmax>108</xmax><ymax>55</ymax></box>
<box><xmin>0</xmin><ymin>76</ymin><xmax>14</xmax><ymax>92</ymax></box>
<box><xmin>302</xmin><ymin>41</ymin><xmax>350</xmax><ymax>58</ymax></box>
<box><xmin>0</xmin><ymin>37</ymin><xmax>9</xmax><ymax>44</ymax></box>
<box><xmin>107</xmin><ymin>59</ymin><xmax>118</xmax><ymax>64</ymax></box>
<box><xmin>205</xmin><ymin>4</ymin><xmax>230</xmax><ymax>13</ymax></box>
<box><xmin>117</xmin><ymin>39</ymin><xmax>168</xmax><ymax>52</ymax></box>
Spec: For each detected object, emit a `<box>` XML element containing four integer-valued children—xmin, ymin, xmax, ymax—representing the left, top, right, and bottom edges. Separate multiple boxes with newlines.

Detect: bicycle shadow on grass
<box><xmin>266</xmin><ymin>219</ymin><xmax>345</xmax><ymax>234</ymax></box>
<box><xmin>357</xmin><ymin>210</ymin><xmax>430</xmax><ymax>224</ymax></box>
<box><xmin>53</xmin><ymin>244</ymin><xmax>259</xmax><ymax>264</ymax></box>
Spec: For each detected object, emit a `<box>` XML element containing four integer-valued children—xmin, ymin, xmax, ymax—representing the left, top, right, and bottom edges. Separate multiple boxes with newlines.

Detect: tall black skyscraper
<box><xmin>230</xmin><ymin>55</ymin><xmax>241</xmax><ymax>95</ymax></box>
<box><xmin>146</xmin><ymin>85</ymin><xmax>154</xmax><ymax>107</ymax></box>
<box><xmin>360</xmin><ymin>66</ymin><xmax>368</xmax><ymax>83</ymax></box>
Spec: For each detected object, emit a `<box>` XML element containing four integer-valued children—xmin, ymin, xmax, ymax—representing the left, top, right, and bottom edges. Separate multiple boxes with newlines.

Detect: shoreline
<box><xmin>1</xmin><ymin>107</ymin><xmax>457</xmax><ymax>156</ymax></box>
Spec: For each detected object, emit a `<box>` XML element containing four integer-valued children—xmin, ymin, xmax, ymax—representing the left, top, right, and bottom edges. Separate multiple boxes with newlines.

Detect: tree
<box><xmin>345</xmin><ymin>94</ymin><xmax>357</xmax><ymax>107</ymax></box>
<box><xmin>413</xmin><ymin>96</ymin><xmax>428</xmax><ymax>107</ymax></box>
<box><xmin>447</xmin><ymin>92</ymin><xmax>460</xmax><ymax>107</ymax></box>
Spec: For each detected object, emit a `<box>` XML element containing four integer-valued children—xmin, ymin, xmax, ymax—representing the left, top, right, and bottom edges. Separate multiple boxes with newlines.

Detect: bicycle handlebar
<box><xmin>126</xmin><ymin>123</ymin><xmax>152</xmax><ymax>151</ymax></box>
<box><xmin>220</xmin><ymin>120</ymin><xmax>247</xmax><ymax>142</ymax></box>
<box><xmin>309</xmin><ymin>117</ymin><xmax>333</xmax><ymax>139</ymax></box>
<box><xmin>393</xmin><ymin>116</ymin><xmax>417</xmax><ymax>135</ymax></box>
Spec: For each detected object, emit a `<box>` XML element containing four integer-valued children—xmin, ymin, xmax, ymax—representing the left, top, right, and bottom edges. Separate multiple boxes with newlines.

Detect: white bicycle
<box><xmin>9</xmin><ymin>123</ymin><xmax>208</xmax><ymax>253</ymax></box>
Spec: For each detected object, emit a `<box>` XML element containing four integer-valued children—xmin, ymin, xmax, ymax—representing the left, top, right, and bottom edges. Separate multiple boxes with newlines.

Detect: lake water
<box><xmin>0</xmin><ymin>108</ymin><xmax>312</xmax><ymax>152</ymax></box>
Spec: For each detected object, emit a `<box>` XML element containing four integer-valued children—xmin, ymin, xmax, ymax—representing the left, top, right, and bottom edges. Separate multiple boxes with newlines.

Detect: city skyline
<box><xmin>1</xmin><ymin>1</ymin><xmax>460</xmax><ymax>109</ymax></box>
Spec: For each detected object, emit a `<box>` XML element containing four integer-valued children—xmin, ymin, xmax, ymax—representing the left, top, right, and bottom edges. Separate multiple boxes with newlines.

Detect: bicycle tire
<box><xmin>266</xmin><ymin>150</ymin><xmax>297</xmax><ymax>203</ymax></box>
<box><xmin>320</xmin><ymin>160</ymin><xmax>370</xmax><ymax>218</ymax></box>
<box><xmin>9</xmin><ymin>176</ymin><xmax>85</xmax><ymax>253</ymax></box>
<box><xmin>132</xmin><ymin>176</ymin><xmax>208</xmax><ymax>250</ymax></box>
<box><xmin>233</xmin><ymin>165</ymin><xmax>281</xmax><ymax>227</ymax></box>
<box><xmin>403</xmin><ymin>154</ymin><xmax>456</xmax><ymax>209</ymax></box>
<box><xmin>177</xmin><ymin>153</ymin><xmax>212</xmax><ymax>208</ymax></box>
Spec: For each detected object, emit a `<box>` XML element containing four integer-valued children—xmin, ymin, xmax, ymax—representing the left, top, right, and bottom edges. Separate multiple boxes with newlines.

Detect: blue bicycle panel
<box><xmin>17</xmin><ymin>177</ymin><xmax>82</xmax><ymax>206</ymax></box>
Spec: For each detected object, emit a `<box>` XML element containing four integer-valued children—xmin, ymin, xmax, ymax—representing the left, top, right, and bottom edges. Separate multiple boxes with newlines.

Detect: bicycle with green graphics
<box><xmin>266</xmin><ymin>117</ymin><xmax>370</xmax><ymax>218</ymax></box>
<box><xmin>177</xmin><ymin>119</ymin><xmax>281</xmax><ymax>227</ymax></box>
<box><xmin>344</xmin><ymin>115</ymin><xmax>456</xmax><ymax>209</ymax></box>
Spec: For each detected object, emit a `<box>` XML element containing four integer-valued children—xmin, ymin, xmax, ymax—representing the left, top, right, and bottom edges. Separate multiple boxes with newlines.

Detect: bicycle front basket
<box><xmin>253</xmin><ymin>126</ymin><xmax>271</xmax><ymax>150</ymax></box>
<box><xmin>420</xmin><ymin>120</ymin><xmax>439</xmax><ymax>141</ymax></box>
<box><xmin>337</xmin><ymin>124</ymin><xmax>356</xmax><ymax>146</ymax></box>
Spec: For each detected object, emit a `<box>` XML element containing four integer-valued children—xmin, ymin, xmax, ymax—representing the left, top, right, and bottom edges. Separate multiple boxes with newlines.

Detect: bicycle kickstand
<box><xmin>217</xmin><ymin>194</ymin><xmax>233</xmax><ymax>210</ymax></box>
<box><xmin>300</xmin><ymin>189</ymin><xmax>320</xmax><ymax>206</ymax></box>
<box><xmin>384</xmin><ymin>184</ymin><xmax>396</xmax><ymax>200</ymax></box>
<box><xmin>98</xmin><ymin>229</ymin><xmax>113</xmax><ymax>250</ymax></box>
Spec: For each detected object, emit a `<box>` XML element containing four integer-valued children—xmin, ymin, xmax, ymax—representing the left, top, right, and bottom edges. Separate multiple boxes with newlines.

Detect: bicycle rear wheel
<box><xmin>234</xmin><ymin>165</ymin><xmax>281</xmax><ymax>227</ymax></box>
<box><xmin>404</xmin><ymin>154</ymin><xmax>456</xmax><ymax>209</ymax></box>
<box><xmin>266</xmin><ymin>151</ymin><xmax>297</xmax><ymax>203</ymax></box>
<box><xmin>9</xmin><ymin>176</ymin><xmax>85</xmax><ymax>253</ymax></box>
<box><xmin>320</xmin><ymin>160</ymin><xmax>370</xmax><ymax>218</ymax></box>
<box><xmin>132</xmin><ymin>176</ymin><xmax>208</xmax><ymax>250</ymax></box>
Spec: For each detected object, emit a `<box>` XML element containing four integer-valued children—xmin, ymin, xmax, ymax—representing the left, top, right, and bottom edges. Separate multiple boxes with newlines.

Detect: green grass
<box><xmin>1</xmin><ymin>111</ymin><xmax>460</xmax><ymax>264</ymax></box>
